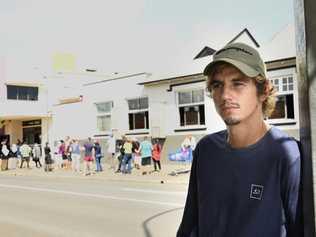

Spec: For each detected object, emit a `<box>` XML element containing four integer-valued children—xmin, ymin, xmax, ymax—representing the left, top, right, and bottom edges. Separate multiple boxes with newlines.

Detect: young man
<box><xmin>177</xmin><ymin>42</ymin><xmax>302</xmax><ymax>237</ymax></box>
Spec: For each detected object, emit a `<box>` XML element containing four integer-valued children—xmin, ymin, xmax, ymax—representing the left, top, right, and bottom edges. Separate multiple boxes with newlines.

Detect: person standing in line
<box><xmin>16</xmin><ymin>139</ymin><xmax>22</xmax><ymax>168</ymax></box>
<box><xmin>9</xmin><ymin>143</ymin><xmax>18</xmax><ymax>170</ymax></box>
<box><xmin>83</xmin><ymin>137</ymin><xmax>94</xmax><ymax>176</ymax></box>
<box><xmin>107</xmin><ymin>133</ymin><xmax>116</xmax><ymax>170</ymax></box>
<box><xmin>140</xmin><ymin>136</ymin><xmax>153</xmax><ymax>175</ymax></box>
<box><xmin>32</xmin><ymin>143</ymin><xmax>42</xmax><ymax>168</ymax></box>
<box><xmin>65</xmin><ymin>136</ymin><xmax>72</xmax><ymax>170</ymax></box>
<box><xmin>70</xmin><ymin>139</ymin><xmax>81</xmax><ymax>173</ymax></box>
<box><xmin>60</xmin><ymin>140</ymin><xmax>68</xmax><ymax>169</ymax></box>
<box><xmin>177</xmin><ymin>42</ymin><xmax>302</xmax><ymax>236</ymax></box>
<box><xmin>0</xmin><ymin>139</ymin><xmax>10</xmax><ymax>171</ymax></box>
<box><xmin>19</xmin><ymin>141</ymin><xmax>32</xmax><ymax>169</ymax></box>
<box><xmin>56</xmin><ymin>140</ymin><xmax>67</xmax><ymax>169</ymax></box>
<box><xmin>121</xmin><ymin>138</ymin><xmax>133</xmax><ymax>174</ymax></box>
<box><xmin>152</xmin><ymin>139</ymin><xmax>162</xmax><ymax>172</ymax></box>
<box><xmin>53</xmin><ymin>140</ymin><xmax>61</xmax><ymax>169</ymax></box>
<box><xmin>44</xmin><ymin>142</ymin><xmax>53</xmax><ymax>172</ymax></box>
<box><xmin>133</xmin><ymin>139</ymin><xmax>141</xmax><ymax>170</ymax></box>
<box><xmin>94</xmin><ymin>140</ymin><xmax>103</xmax><ymax>172</ymax></box>
<box><xmin>115</xmin><ymin>137</ymin><xmax>126</xmax><ymax>173</ymax></box>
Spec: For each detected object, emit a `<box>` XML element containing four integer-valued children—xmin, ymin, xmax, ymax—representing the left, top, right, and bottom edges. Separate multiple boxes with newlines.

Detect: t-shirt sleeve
<box><xmin>281</xmin><ymin>155</ymin><xmax>303</xmax><ymax>237</ymax></box>
<box><xmin>177</xmin><ymin>145</ymin><xmax>199</xmax><ymax>237</ymax></box>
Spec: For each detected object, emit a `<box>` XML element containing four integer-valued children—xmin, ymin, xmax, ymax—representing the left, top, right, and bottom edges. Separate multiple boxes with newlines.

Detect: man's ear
<box><xmin>260</xmin><ymin>80</ymin><xmax>272</xmax><ymax>102</ymax></box>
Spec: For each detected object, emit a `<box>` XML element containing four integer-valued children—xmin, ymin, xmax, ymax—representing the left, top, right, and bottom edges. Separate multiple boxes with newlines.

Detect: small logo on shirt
<box><xmin>250</xmin><ymin>184</ymin><xmax>264</xmax><ymax>200</ymax></box>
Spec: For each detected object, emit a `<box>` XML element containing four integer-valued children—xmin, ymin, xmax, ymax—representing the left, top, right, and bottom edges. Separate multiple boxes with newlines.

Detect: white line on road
<box><xmin>0</xmin><ymin>183</ymin><xmax>184</xmax><ymax>208</ymax></box>
<box><xmin>122</xmin><ymin>188</ymin><xmax>186</xmax><ymax>196</ymax></box>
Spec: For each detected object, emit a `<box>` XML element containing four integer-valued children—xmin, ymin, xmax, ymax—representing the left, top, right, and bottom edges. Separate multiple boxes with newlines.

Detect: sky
<box><xmin>0</xmin><ymin>0</ymin><xmax>294</xmax><ymax>78</ymax></box>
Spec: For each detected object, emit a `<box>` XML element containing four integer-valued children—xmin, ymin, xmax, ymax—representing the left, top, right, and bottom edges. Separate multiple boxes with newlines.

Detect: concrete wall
<box><xmin>4</xmin><ymin>120</ymin><xmax>22</xmax><ymax>144</ymax></box>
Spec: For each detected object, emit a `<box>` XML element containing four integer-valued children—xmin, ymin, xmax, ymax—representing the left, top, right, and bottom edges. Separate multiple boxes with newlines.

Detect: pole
<box><xmin>294</xmin><ymin>0</ymin><xmax>316</xmax><ymax>236</ymax></box>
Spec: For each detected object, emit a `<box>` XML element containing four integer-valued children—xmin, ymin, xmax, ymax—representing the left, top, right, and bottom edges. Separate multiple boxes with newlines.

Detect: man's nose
<box><xmin>220</xmin><ymin>84</ymin><xmax>233</xmax><ymax>100</ymax></box>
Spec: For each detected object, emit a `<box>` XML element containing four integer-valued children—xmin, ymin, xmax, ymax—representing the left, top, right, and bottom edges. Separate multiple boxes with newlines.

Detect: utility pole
<box><xmin>294</xmin><ymin>0</ymin><xmax>316</xmax><ymax>236</ymax></box>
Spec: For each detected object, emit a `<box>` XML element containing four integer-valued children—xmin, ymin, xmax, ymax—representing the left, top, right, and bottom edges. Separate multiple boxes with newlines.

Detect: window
<box><xmin>270</xmin><ymin>76</ymin><xmax>294</xmax><ymax>93</ymax></box>
<box><xmin>269</xmin><ymin>94</ymin><xmax>294</xmax><ymax>119</ymax></box>
<box><xmin>97</xmin><ymin>115</ymin><xmax>111</xmax><ymax>131</ymax></box>
<box><xmin>95</xmin><ymin>101</ymin><xmax>113</xmax><ymax>132</ymax></box>
<box><xmin>7</xmin><ymin>85</ymin><xmax>38</xmax><ymax>101</ymax></box>
<box><xmin>127</xmin><ymin>97</ymin><xmax>149</xmax><ymax>130</ymax></box>
<box><xmin>269</xmin><ymin>75</ymin><xmax>295</xmax><ymax>120</ymax></box>
<box><xmin>178</xmin><ymin>89</ymin><xmax>205</xmax><ymax>126</ymax></box>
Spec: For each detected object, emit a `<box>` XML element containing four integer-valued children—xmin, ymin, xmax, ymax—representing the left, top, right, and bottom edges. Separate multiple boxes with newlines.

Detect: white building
<box><xmin>0</xmin><ymin>24</ymin><xmax>299</xmax><ymax>159</ymax></box>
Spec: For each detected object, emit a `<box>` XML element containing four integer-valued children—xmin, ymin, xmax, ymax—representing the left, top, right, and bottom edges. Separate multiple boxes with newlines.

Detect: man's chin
<box><xmin>224</xmin><ymin>117</ymin><xmax>241</xmax><ymax>126</ymax></box>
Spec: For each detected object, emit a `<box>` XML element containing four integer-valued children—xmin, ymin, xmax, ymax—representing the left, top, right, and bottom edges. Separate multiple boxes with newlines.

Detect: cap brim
<box><xmin>203</xmin><ymin>58</ymin><xmax>259</xmax><ymax>77</ymax></box>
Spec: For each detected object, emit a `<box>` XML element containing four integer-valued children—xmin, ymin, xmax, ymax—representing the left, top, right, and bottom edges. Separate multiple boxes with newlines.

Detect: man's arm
<box><xmin>177</xmin><ymin>147</ymin><xmax>199</xmax><ymax>237</ymax></box>
<box><xmin>282</xmin><ymin>155</ymin><xmax>303</xmax><ymax>237</ymax></box>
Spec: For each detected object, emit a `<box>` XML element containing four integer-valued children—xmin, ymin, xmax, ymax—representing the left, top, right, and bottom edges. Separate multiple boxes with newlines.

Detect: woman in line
<box><xmin>152</xmin><ymin>139</ymin><xmax>162</xmax><ymax>172</ymax></box>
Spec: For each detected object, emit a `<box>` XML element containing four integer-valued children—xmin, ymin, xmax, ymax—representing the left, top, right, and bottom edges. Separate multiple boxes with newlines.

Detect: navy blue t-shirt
<box><xmin>177</xmin><ymin>127</ymin><xmax>302</xmax><ymax>237</ymax></box>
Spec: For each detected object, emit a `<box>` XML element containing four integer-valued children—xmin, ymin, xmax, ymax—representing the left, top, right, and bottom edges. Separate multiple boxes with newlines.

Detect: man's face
<box><xmin>210</xmin><ymin>65</ymin><xmax>264</xmax><ymax>126</ymax></box>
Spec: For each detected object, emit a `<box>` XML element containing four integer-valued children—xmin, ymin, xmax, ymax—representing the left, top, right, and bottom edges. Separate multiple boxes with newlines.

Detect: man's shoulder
<box><xmin>269</xmin><ymin>126</ymin><xmax>298</xmax><ymax>147</ymax></box>
<box><xmin>196</xmin><ymin>130</ymin><xmax>227</xmax><ymax>150</ymax></box>
<box><xmin>268</xmin><ymin>126</ymin><xmax>300</xmax><ymax>163</ymax></box>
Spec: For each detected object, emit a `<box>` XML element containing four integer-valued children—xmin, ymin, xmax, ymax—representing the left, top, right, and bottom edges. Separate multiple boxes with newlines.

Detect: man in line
<box><xmin>177</xmin><ymin>42</ymin><xmax>302</xmax><ymax>237</ymax></box>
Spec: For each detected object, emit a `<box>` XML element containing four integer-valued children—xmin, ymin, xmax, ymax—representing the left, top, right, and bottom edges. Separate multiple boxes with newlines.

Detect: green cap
<box><xmin>203</xmin><ymin>42</ymin><xmax>266</xmax><ymax>78</ymax></box>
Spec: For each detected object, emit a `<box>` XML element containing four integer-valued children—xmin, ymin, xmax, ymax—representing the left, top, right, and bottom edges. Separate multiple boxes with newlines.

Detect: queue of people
<box><xmin>0</xmin><ymin>138</ymin><xmax>49</xmax><ymax>171</ymax></box>
<box><xmin>0</xmin><ymin>135</ymin><xmax>165</xmax><ymax>177</ymax></box>
<box><xmin>116</xmin><ymin>136</ymin><xmax>162</xmax><ymax>175</ymax></box>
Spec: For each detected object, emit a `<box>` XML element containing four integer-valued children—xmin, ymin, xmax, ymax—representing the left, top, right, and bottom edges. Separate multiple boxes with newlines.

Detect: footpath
<box><xmin>0</xmin><ymin>162</ymin><xmax>191</xmax><ymax>185</ymax></box>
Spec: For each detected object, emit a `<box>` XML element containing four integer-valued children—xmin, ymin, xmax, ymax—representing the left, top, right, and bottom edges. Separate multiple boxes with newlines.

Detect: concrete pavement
<box><xmin>0</xmin><ymin>160</ymin><xmax>191</xmax><ymax>185</ymax></box>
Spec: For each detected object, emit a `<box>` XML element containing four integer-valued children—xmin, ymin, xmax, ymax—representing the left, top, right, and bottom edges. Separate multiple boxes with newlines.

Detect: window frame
<box><xmin>7</xmin><ymin>85</ymin><xmax>39</xmax><ymax>101</ymax></box>
<box><xmin>95</xmin><ymin>101</ymin><xmax>113</xmax><ymax>132</ymax></box>
<box><xmin>127</xmin><ymin>97</ymin><xmax>149</xmax><ymax>131</ymax></box>
<box><xmin>267</xmin><ymin>74</ymin><xmax>297</xmax><ymax>124</ymax></box>
<box><xmin>177</xmin><ymin>89</ymin><xmax>206</xmax><ymax>128</ymax></box>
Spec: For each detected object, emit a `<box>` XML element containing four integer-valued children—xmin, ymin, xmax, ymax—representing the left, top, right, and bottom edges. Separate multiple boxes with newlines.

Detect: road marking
<box><xmin>122</xmin><ymin>188</ymin><xmax>186</xmax><ymax>196</ymax></box>
<box><xmin>0</xmin><ymin>183</ymin><xmax>184</xmax><ymax>207</ymax></box>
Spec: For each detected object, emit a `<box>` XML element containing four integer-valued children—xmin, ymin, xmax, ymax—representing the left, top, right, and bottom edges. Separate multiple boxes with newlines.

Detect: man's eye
<box><xmin>233</xmin><ymin>82</ymin><xmax>244</xmax><ymax>87</ymax></box>
<box><xmin>211</xmin><ymin>83</ymin><xmax>221</xmax><ymax>89</ymax></box>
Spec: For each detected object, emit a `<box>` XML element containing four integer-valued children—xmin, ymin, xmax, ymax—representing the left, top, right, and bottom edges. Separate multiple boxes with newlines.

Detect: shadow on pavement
<box><xmin>142</xmin><ymin>207</ymin><xmax>183</xmax><ymax>237</ymax></box>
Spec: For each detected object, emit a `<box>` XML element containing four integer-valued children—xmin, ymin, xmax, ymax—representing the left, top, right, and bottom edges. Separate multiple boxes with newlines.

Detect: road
<box><xmin>0</xmin><ymin>176</ymin><xmax>187</xmax><ymax>237</ymax></box>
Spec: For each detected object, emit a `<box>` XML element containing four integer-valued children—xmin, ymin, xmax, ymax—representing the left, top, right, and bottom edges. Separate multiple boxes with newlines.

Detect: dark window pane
<box><xmin>282</xmin><ymin>78</ymin><xmax>287</xmax><ymax>84</ymax></box>
<box><xmin>286</xmin><ymin>94</ymin><xmax>294</xmax><ymax>119</ymax></box>
<box><xmin>145</xmin><ymin>111</ymin><xmax>149</xmax><ymax>129</ymax></box>
<box><xmin>139</xmin><ymin>98</ymin><xmax>148</xmax><ymax>109</ymax></box>
<box><xmin>269</xmin><ymin>96</ymin><xmax>285</xmax><ymax>119</ymax></box>
<box><xmin>134</xmin><ymin>112</ymin><xmax>145</xmax><ymax>129</ymax></box>
<box><xmin>128</xmin><ymin>113</ymin><xmax>134</xmax><ymax>130</ymax></box>
<box><xmin>28</xmin><ymin>87</ymin><xmax>38</xmax><ymax>100</ymax></box>
<box><xmin>288</xmin><ymin>77</ymin><xmax>293</xmax><ymax>83</ymax></box>
<box><xmin>128</xmin><ymin>99</ymin><xmax>139</xmax><ymax>110</ymax></box>
<box><xmin>288</xmin><ymin>85</ymin><xmax>293</xmax><ymax>91</ymax></box>
<box><xmin>18</xmin><ymin>87</ymin><xmax>28</xmax><ymax>100</ymax></box>
<box><xmin>179</xmin><ymin>107</ymin><xmax>185</xmax><ymax>126</ymax></box>
<box><xmin>185</xmin><ymin>107</ymin><xmax>198</xmax><ymax>125</ymax></box>
<box><xmin>23</xmin><ymin>126</ymin><xmax>41</xmax><ymax>145</ymax></box>
<box><xmin>199</xmin><ymin>105</ymin><xmax>205</xmax><ymax>125</ymax></box>
<box><xmin>7</xmin><ymin>85</ymin><xmax>18</xmax><ymax>100</ymax></box>
<box><xmin>282</xmin><ymin>85</ymin><xmax>287</xmax><ymax>91</ymax></box>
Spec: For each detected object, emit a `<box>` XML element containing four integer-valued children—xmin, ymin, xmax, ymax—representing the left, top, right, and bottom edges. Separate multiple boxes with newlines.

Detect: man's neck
<box><xmin>227</xmin><ymin>120</ymin><xmax>269</xmax><ymax>149</ymax></box>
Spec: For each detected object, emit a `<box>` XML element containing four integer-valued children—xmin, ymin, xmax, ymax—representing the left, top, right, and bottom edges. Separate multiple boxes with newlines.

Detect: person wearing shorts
<box><xmin>83</xmin><ymin>137</ymin><xmax>94</xmax><ymax>176</ymax></box>
<box><xmin>140</xmin><ymin>136</ymin><xmax>152</xmax><ymax>174</ymax></box>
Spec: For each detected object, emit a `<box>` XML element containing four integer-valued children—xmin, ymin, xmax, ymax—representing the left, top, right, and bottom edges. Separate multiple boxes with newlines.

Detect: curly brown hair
<box><xmin>206</xmin><ymin>62</ymin><xmax>276</xmax><ymax>118</ymax></box>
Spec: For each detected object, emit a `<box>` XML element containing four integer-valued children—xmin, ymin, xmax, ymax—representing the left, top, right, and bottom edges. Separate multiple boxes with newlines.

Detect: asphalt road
<box><xmin>0</xmin><ymin>176</ymin><xmax>187</xmax><ymax>237</ymax></box>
